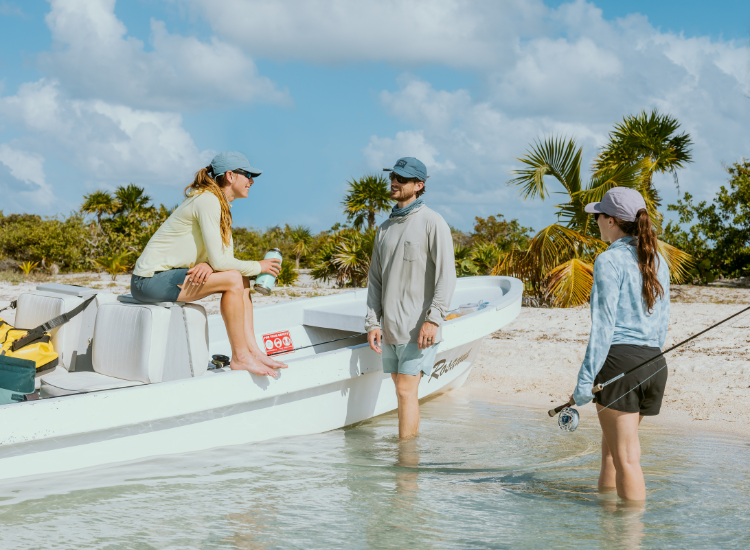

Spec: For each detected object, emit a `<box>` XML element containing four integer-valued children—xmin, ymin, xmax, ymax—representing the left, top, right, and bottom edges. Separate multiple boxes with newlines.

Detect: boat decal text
<box><xmin>429</xmin><ymin>349</ymin><xmax>471</xmax><ymax>383</ymax></box>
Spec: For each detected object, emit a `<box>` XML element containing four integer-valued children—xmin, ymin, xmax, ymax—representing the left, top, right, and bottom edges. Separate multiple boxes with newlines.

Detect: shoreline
<box><xmin>466</xmin><ymin>286</ymin><xmax>750</xmax><ymax>439</ymax></box>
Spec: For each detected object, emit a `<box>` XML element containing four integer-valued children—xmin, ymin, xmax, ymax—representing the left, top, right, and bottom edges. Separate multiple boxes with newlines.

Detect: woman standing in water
<box><xmin>572</xmin><ymin>187</ymin><xmax>670</xmax><ymax>501</ymax></box>
<box><xmin>131</xmin><ymin>151</ymin><xmax>286</xmax><ymax>377</ymax></box>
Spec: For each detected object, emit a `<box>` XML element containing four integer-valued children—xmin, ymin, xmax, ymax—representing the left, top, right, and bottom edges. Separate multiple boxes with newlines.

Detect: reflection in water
<box><xmin>0</xmin><ymin>392</ymin><xmax>748</xmax><ymax>549</ymax></box>
<box><xmin>596</xmin><ymin>489</ymin><xmax>644</xmax><ymax>550</ymax></box>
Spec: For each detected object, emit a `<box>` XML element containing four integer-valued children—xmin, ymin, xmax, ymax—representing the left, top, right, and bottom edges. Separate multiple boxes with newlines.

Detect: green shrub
<box><xmin>276</xmin><ymin>261</ymin><xmax>299</xmax><ymax>287</ymax></box>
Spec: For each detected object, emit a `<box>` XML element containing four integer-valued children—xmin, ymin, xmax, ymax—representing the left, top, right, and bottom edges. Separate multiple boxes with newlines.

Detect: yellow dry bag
<box><xmin>0</xmin><ymin>295</ymin><xmax>95</xmax><ymax>378</ymax></box>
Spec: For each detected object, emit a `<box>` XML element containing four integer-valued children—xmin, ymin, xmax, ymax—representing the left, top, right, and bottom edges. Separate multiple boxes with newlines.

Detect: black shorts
<box><xmin>594</xmin><ymin>344</ymin><xmax>668</xmax><ymax>416</ymax></box>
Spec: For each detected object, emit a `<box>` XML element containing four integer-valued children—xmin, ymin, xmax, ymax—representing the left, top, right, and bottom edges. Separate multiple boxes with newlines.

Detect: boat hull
<box><xmin>0</xmin><ymin>276</ymin><xmax>522</xmax><ymax>482</ymax></box>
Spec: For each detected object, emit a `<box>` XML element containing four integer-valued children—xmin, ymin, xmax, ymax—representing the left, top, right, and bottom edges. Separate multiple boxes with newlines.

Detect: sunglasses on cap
<box><xmin>389</xmin><ymin>172</ymin><xmax>420</xmax><ymax>184</ymax></box>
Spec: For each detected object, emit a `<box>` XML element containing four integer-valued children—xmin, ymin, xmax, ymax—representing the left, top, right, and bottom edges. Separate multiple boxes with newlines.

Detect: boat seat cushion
<box><xmin>92</xmin><ymin>302</ymin><xmax>171</xmax><ymax>383</ymax></box>
<box><xmin>14</xmin><ymin>292</ymin><xmax>86</xmax><ymax>371</ymax></box>
<box><xmin>40</xmin><ymin>371</ymin><xmax>144</xmax><ymax>397</ymax></box>
<box><xmin>302</xmin><ymin>301</ymin><xmax>366</xmax><ymax>333</ymax></box>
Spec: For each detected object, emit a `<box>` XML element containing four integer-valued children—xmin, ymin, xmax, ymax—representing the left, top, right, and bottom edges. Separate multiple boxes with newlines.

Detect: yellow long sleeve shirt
<box><xmin>133</xmin><ymin>192</ymin><xmax>261</xmax><ymax>278</ymax></box>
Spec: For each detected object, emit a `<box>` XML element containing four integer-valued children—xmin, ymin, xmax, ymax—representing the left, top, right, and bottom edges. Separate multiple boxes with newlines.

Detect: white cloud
<box><xmin>364</xmin><ymin>130</ymin><xmax>456</xmax><ymax>175</ymax></box>
<box><xmin>0</xmin><ymin>144</ymin><xmax>54</xmax><ymax>209</ymax></box>
<box><xmin>0</xmin><ymin>80</ymin><xmax>214</xmax><ymax>196</ymax></box>
<box><xmin>183</xmin><ymin>0</ymin><xmax>546</xmax><ymax>68</ymax></box>
<box><xmin>358</xmin><ymin>1</ymin><xmax>750</xmax><ymax>229</ymax></box>
<box><xmin>39</xmin><ymin>0</ymin><xmax>288</xmax><ymax>110</ymax></box>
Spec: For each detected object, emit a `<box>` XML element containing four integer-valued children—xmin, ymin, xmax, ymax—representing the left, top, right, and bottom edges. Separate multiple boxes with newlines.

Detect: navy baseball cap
<box><xmin>210</xmin><ymin>151</ymin><xmax>262</xmax><ymax>178</ymax></box>
<box><xmin>384</xmin><ymin>157</ymin><xmax>427</xmax><ymax>180</ymax></box>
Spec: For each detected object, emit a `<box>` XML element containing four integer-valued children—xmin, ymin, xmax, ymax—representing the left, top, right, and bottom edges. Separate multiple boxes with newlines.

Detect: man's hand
<box><xmin>187</xmin><ymin>262</ymin><xmax>213</xmax><ymax>285</ymax></box>
<box><xmin>259</xmin><ymin>258</ymin><xmax>281</xmax><ymax>277</ymax></box>
<box><xmin>417</xmin><ymin>321</ymin><xmax>438</xmax><ymax>350</ymax></box>
<box><xmin>367</xmin><ymin>328</ymin><xmax>382</xmax><ymax>354</ymax></box>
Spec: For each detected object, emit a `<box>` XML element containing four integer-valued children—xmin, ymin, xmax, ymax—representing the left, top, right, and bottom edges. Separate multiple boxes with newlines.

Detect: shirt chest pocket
<box><xmin>403</xmin><ymin>241</ymin><xmax>421</xmax><ymax>262</ymax></box>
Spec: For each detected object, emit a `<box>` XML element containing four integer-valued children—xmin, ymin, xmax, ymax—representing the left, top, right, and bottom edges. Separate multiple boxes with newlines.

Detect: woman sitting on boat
<box><xmin>131</xmin><ymin>151</ymin><xmax>286</xmax><ymax>377</ymax></box>
<box><xmin>571</xmin><ymin>187</ymin><xmax>670</xmax><ymax>501</ymax></box>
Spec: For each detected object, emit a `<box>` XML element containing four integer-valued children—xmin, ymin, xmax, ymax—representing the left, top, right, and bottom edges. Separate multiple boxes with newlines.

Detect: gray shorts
<box><xmin>130</xmin><ymin>269</ymin><xmax>188</xmax><ymax>303</ymax></box>
<box><xmin>382</xmin><ymin>343</ymin><xmax>439</xmax><ymax>376</ymax></box>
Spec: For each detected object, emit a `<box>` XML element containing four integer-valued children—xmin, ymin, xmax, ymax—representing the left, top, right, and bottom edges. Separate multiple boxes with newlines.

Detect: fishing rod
<box><xmin>267</xmin><ymin>332</ymin><xmax>368</xmax><ymax>357</ymax></box>
<box><xmin>264</xmin><ymin>302</ymin><xmax>483</xmax><ymax>358</ymax></box>
<box><xmin>548</xmin><ymin>304</ymin><xmax>750</xmax><ymax>419</ymax></box>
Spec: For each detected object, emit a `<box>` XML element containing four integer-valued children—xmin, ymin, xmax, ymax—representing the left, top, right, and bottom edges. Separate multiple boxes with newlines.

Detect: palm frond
<box><xmin>507</xmin><ymin>136</ymin><xmax>583</xmax><ymax>201</ymax></box>
<box><xmin>657</xmin><ymin>240</ymin><xmax>694</xmax><ymax>283</ymax></box>
<box><xmin>544</xmin><ymin>258</ymin><xmax>594</xmax><ymax>308</ymax></box>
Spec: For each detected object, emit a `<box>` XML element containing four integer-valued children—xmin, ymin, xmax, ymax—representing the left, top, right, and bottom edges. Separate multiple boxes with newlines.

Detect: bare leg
<box><xmin>176</xmin><ymin>271</ymin><xmax>278</xmax><ymax>377</ymax></box>
<box><xmin>599</xmin><ymin>433</ymin><xmax>617</xmax><ymax>489</ymax></box>
<box><xmin>597</xmin><ymin>405</ymin><xmax>646</xmax><ymax>501</ymax></box>
<box><xmin>392</xmin><ymin>372</ymin><xmax>422</xmax><ymax>439</ymax></box>
<box><xmin>241</xmin><ymin>278</ymin><xmax>287</xmax><ymax>369</ymax></box>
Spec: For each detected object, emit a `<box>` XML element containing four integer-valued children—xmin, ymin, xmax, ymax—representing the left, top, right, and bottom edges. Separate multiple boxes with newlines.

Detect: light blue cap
<box><xmin>390</xmin><ymin>157</ymin><xmax>427</xmax><ymax>180</ymax></box>
<box><xmin>210</xmin><ymin>151</ymin><xmax>262</xmax><ymax>178</ymax></box>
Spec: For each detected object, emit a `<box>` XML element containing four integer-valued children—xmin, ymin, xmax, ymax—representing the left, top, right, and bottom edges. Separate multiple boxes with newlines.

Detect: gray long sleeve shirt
<box><xmin>365</xmin><ymin>205</ymin><xmax>457</xmax><ymax>345</ymax></box>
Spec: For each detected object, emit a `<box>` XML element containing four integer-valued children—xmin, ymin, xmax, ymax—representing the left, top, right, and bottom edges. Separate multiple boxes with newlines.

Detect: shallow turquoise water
<box><xmin>1</xmin><ymin>390</ymin><xmax>749</xmax><ymax>549</ymax></box>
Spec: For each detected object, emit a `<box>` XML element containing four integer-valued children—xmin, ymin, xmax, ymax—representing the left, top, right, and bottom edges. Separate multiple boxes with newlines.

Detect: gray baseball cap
<box><xmin>210</xmin><ymin>151</ymin><xmax>262</xmax><ymax>178</ymax></box>
<box><xmin>584</xmin><ymin>187</ymin><xmax>647</xmax><ymax>222</ymax></box>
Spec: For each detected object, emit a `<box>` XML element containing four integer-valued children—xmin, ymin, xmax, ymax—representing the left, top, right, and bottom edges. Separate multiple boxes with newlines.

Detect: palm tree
<box><xmin>287</xmin><ymin>225</ymin><xmax>313</xmax><ymax>269</ymax></box>
<box><xmin>311</xmin><ymin>229</ymin><xmax>376</xmax><ymax>287</ymax></box>
<box><xmin>496</xmin><ymin>135</ymin><xmax>692</xmax><ymax>307</ymax></box>
<box><xmin>594</xmin><ymin>109</ymin><xmax>693</xmax><ymax>228</ymax></box>
<box><xmin>342</xmin><ymin>175</ymin><xmax>392</xmax><ymax>230</ymax></box>
<box><xmin>115</xmin><ymin>184</ymin><xmax>151</xmax><ymax>216</ymax></box>
<box><xmin>454</xmin><ymin>244</ymin><xmax>479</xmax><ymax>277</ymax></box>
<box><xmin>81</xmin><ymin>190</ymin><xmax>118</xmax><ymax>227</ymax></box>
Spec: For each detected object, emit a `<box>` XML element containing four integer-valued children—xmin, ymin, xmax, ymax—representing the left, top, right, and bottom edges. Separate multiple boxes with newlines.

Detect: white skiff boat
<box><xmin>0</xmin><ymin>276</ymin><xmax>522</xmax><ymax>482</ymax></box>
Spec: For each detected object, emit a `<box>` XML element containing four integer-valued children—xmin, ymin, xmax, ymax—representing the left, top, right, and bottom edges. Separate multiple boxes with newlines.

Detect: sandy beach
<box><xmin>2</xmin><ymin>274</ymin><xmax>748</xmax><ymax>437</ymax></box>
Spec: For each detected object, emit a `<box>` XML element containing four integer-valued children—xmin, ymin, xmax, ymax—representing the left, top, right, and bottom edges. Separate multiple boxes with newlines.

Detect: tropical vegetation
<box><xmin>663</xmin><ymin>159</ymin><xmax>750</xmax><ymax>282</ymax></box>
<box><xmin>494</xmin><ymin>109</ymin><xmax>694</xmax><ymax>307</ymax></box>
<box><xmin>1</xmin><ymin>109</ymin><xmax>738</xmax><ymax>305</ymax></box>
<box><xmin>341</xmin><ymin>174</ymin><xmax>391</xmax><ymax>230</ymax></box>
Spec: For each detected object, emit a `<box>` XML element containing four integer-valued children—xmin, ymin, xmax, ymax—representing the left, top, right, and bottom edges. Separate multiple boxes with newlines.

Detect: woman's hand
<box><xmin>259</xmin><ymin>258</ymin><xmax>281</xmax><ymax>277</ymax></box>
<box><xmin>187</xmin><ymin>263</ymin><xmax>214</xmax><ymax>285</ymax></box>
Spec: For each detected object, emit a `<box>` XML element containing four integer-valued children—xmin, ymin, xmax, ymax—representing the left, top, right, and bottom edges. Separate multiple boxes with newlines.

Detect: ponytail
<box><xmin>184</xmin><ymin>167</ymin><xmax>233</xmax><ymax>247</ymax></box>
<box><xmin>612</xmin><ymin>209</ymin><xmax>664</xmax><ymax>313</ymax></box>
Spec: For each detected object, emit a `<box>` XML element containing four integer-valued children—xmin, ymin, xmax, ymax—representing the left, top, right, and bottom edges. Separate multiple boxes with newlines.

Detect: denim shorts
<box><xmin>130</xmin><ymin>269</ymin><xmax>188</xmax><ymax>303</ymax></box>
<box><xmin>382</xmin><ymin>343</ymin><xmax>439</xmax><ymax>376</ymax></box>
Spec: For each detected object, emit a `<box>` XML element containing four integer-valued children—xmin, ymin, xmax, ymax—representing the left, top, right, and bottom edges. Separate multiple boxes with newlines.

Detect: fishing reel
<box><xmin>209</xmin><ymin>354</ymin><xmax>230</xmax><ymax>369</ymax></box>
<box><xmin>557</xmin><ymin>407</ymin><xmax>580</xmax><ymax>432</ymax></box>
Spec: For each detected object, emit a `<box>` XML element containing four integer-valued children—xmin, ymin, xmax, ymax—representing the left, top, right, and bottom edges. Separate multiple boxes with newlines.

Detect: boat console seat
<box><xmin>302</xmin><ymin>301</ymin><xmax>367</xmax><ymax>333</ymax></box>
<box><xmin>40</xmin><ymin>297</ymin><xmax>209</xmax><ymax>397</ymax></box>
<box><xmin>13</xmin><ymin>284</ymin><xmax>116</xmax><ymax>379</ymax></box>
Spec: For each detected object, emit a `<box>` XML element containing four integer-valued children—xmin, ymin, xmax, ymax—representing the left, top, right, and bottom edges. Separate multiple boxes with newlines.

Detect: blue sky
<box><xmin>1</xmin><ymin>0</ymin><xmax>749</xmax><ymax>234</ymax></box>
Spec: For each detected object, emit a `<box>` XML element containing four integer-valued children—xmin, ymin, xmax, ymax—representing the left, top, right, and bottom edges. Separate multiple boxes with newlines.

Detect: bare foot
<box><xmin>230</xmin><ymin>354</ymin><xmax>278</xmax><ymax>377</ymax></box>
<box><xmin>253</xmin><ymin>350</ymin><xmax>288</xmax><ymax>370</ymax></box>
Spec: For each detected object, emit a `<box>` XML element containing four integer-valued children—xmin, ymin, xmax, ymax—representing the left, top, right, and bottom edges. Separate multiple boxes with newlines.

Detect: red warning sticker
<box><xmin>262</xmin><ymin>330</ymin><xmax>294</xmax><ymax>356</ymax></box>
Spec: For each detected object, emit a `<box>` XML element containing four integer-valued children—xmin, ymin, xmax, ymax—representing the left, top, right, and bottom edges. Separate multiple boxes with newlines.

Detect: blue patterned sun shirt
<box><xmin>573</xmin><ymin>236</ymin><xmax>670</xmax><ymax>406</ymax></box>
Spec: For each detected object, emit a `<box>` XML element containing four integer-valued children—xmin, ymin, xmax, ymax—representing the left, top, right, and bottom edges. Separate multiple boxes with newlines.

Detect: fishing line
<box><xmin>267</xmin><ymin>332</ymin><xmax>367</xmax><ymax>357</ymax></box>
<box><xmin>550</xmin><ymin>304</ymin><xmax>750</xmax><ymax>430</ymax></box>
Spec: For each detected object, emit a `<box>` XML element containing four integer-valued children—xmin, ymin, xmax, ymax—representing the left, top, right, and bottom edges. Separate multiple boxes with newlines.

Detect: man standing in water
<box><xmin>366</xmin><ymin>157</ymin><xmax>456</xmax><ymax>438</ymax></box>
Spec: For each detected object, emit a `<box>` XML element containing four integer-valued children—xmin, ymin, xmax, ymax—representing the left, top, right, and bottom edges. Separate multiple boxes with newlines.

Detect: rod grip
<box><xmin>548</xmin><ymin>398</ymin><xmax>574</xmax><ymax>417</ymax></box>
<box><xmin>592</xmin><ymin>383</ymin><xmax>603</xmax><ymax>394</ymax></box>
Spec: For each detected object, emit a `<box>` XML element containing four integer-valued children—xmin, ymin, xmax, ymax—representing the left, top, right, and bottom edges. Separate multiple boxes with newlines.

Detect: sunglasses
<box><xmin>389</xmin><ymin>172</ymin><xmax>419</xmax><ymax>184</ymax></box>
<box><xmin>231</xmin><ymin>169</ymin><xmax>255</xmax><ymax>179</ymax></box>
